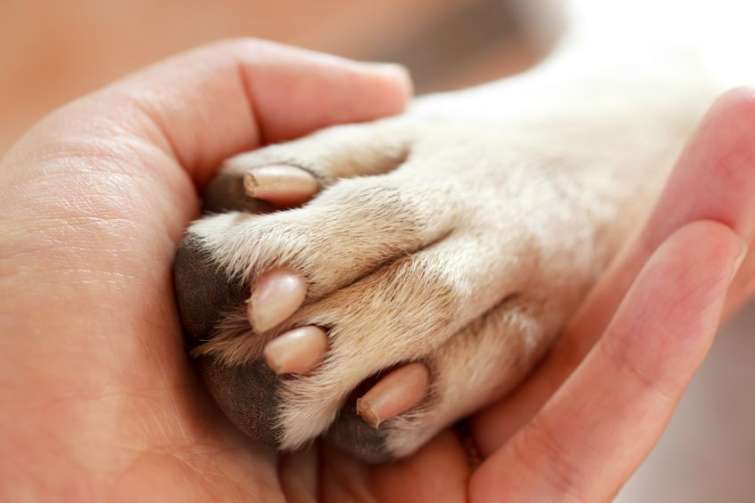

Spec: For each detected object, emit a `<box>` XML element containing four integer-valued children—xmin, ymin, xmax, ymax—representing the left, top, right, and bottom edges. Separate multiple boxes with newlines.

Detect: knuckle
<box><xmin>512</xmin><ymin>415</ymin><xmax>590</xmax><ymax>502</ymax></box>
<box><xmin>598</xmin><ymin>336</ymin><xmax>677</xmax><ymax>404</ymax></box>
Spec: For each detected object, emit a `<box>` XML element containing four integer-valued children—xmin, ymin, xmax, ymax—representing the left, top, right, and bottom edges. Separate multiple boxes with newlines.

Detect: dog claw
<box><xmin>356</xmin><ymin>363</ymin><xmax>430</xmax><ymax>429</ymax></box>
<box><xmin>248</xmin><ymin>268</ymin><xmax>307</xmax><ymax>332</ymax></box>
<box><xmin>243</xmin><ymin>165</ymin><xmax>319</xmax><ymax>206</ymax></box>
<box><xmin>263</xmin><ymin>326</ymin><xmax>328</xmax><ymax>375</ymax></box>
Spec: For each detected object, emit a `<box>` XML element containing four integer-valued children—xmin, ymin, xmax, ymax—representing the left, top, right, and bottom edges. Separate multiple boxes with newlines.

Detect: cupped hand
<box><xmin>0</xmin><ymin>39</ymin><xmax>412</xmax><ymax>501</ymax></box>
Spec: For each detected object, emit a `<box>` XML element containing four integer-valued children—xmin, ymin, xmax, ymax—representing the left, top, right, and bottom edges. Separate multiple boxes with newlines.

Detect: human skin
<box><xmin>0</xmin><ymin>39</ymin><xmax>753</xmax><ymax>502</ymax></box>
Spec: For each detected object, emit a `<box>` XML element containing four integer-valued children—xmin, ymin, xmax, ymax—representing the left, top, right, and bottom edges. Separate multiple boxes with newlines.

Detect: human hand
<box><xmin>469</xmin><ymin>89</ymin><xmax>755</xmax><ymax>501</ymax></box>
<box><xmin>0</xmin><ymin>39</ymin><xmax>411</xmax><ymax>500</ymax></box>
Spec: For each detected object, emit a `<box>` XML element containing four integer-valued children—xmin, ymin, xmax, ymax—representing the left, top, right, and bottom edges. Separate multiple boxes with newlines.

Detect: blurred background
<box><xmin>2</xmin><ymin>1</ymin><xmax>753</xmax><ymax>501</ymax></box>
<box><xmin>0</xmin><ymin>0</ymin><xmax>559</xmax><ymax>154</ymax></box>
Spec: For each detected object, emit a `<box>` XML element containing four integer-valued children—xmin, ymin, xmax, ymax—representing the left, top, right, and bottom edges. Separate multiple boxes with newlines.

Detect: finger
<box><xmin>0</xmin><ymin>39</ymin><xmax>411</xmax><ymax>286</ymax></box>
<box><xmin>473</xmin><ymin>87</ymin><xmax>755</xmax><ymax>453</ymax></box>
<box><xmin>4</xmin><ymin>38</ymin><xmax>411</xmax><ymax>188</ymax></box>
<box><xmin>470</xmin><ymin>221</ymin><xmax>745</xmax><ymax>503</ymax></box>
<box><xmin>572</xmin><ymin>86</ymin><xmax>755</xmax><ymax>339</ymax></box>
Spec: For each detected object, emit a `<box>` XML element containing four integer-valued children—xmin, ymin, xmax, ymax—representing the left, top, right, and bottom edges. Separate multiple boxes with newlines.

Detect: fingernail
<box><xmin>356</xmin><ymin>363</ymin><xmax>430</xmax><ymax>429</ymax></box>
<box><xmin>365</xmin><ymin>61</ymin><xmax>409</xmax><ymax>79</ymax></box>
<box><xmin>248</xmin><ymin>268</ymin><xmax>307</xmax><ymax>332</ymax></box>
<box><xmin>367</xmin><ymin>63</ymin><xmax>413</xmax><ymax>96</ymax></box>
<box><xmin>263</xmin><ymin>326</ymin><xmax>328</xmax><ymax>375</ymax></box>
<box><xmin>732</xmin><ymin>240</ymin><xmax>748</xmax><ymax>280</ymax></box>
<box><xmin>243</xmin><ymin>165</ymin><xmax>319</xmax><ymax>206</ymax></box>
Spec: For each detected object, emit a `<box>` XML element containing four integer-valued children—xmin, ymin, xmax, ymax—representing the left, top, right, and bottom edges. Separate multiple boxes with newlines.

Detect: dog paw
<box><xmin>174</xmin><ymin>96</ymin><xmax>651</xmax><ymax>462</ymax></box>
